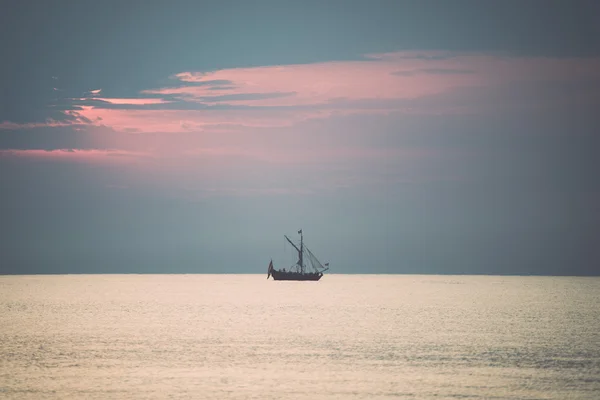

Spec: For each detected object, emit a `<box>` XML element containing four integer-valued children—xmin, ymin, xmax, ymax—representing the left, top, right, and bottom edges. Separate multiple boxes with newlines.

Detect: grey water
<box><xmin>1</xmin><ymin>274</ymin><xmax>599</xmax><ymax>399</ymax></box>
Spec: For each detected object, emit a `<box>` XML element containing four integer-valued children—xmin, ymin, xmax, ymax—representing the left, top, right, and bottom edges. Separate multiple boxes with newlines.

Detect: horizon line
<box><xmin>1</xmin><ymin>272</ymin><xmax>598</xmax><ymax>278</ymax></box>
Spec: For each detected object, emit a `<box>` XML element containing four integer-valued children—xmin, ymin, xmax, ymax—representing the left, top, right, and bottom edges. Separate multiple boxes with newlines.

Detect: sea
<box><xmin>1</xmin><ymin>274</ymin><xmax>599</xmax><ymax>399</ymax></box>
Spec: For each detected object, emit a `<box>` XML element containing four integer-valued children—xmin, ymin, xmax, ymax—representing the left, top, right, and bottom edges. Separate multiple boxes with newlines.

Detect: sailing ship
<box><xmin>267</xmin><ymin>229</ymin><xmax>329</xmax><ymax>281</ymax></box>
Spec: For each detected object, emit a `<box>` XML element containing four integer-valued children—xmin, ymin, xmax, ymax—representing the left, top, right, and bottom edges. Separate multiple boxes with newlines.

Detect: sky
<box><xmin>1</xmin><ymin>0</ymin><xmax>599</xmax><ymax>275</ymax></box>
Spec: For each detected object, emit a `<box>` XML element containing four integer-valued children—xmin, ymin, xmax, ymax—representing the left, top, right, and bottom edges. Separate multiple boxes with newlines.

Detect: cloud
<box><xmin>92</xmin><ymin>98</ymin><xmax>172</xmax><ymax>105</ymax></box>
<box><xmin>193</xmin><ymin>91</ymin><xmax>296</xmax><ymax>103</ymax></box>
<box><xmin>0</xmin><ymin>118</ymin><xmax>87</xmax><ymax>130</ymax></box>
<box><xmin>83</xmin><ymin>52</ymin><xmax>600</xmax><ymax>133</ymax></box>
<box><xmin>392</xmin><ymin>68</ymin><xmax>475</xmax><ymax>76</ymax></box>
<box><xmin>143</xmin><ymin>56</ymin><xmax>478</xmax><ymax>108</ymax></box>
<box><xmin>0</xmin><ymin>148</ymin><xmax>149</xmax><ymax>164</ymax></box>
<box><xmin>70</xmin><ymin>106</ymin><xmax>337</xmax><ymax>133</ymax></box>
<box><xmin>1</xmin><ymin>50</ymin><xmax>599</xmax><ymax>198</ymax></box>
<box><xmin>4</xmin><ymin>51</ymin><xmax>600</xmax><ymax>136</ymax></box>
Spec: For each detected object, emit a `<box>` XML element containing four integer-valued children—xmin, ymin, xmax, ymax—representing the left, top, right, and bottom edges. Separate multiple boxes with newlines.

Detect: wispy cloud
<box><xmin>75</xmin><ymin>52</ymin><xmax>600</xmax><ymax>133</ymax></box>
<box><xmin>0</xmin><ymin>148</ymin><xmax>150</xmax><ymax>163</ymax></box>
<box><xmin>5</xmin><ymin>51</ymin><xmax>600</xmax><ymax>135</ymax></box>
<box><xmin>142</xmin><ymin>55</ymin><xmax>479</xmax><ymax>107</ymax></box>
<box><xmin>0</xmin><ymin>116</ymin><xmax>88</xmax><ymax>130</ymax></box>
<box><xmin>1</xmin><ymin>50</ymin><xmax>599</xmax><ymax>196</ymax></box>
<box><xmin>392</xmin><ymin>68</ymin><xmax>475</xmax><ymax>76</ymax></box>
<box><xmin>90</xmin><ymin>98</ymin><xmax>172</xmax><ymax>105</ymax></box>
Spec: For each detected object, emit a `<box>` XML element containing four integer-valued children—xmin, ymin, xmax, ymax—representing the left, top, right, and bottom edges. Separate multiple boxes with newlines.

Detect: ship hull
<box><xmin>270</xmin><ymin>270</ymin><xmax>323</xmax><ymax>281</ymax></box>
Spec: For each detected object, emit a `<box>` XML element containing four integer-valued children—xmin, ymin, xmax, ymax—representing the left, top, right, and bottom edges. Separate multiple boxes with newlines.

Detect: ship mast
<box><xmin>284</xmin><ymin>229</ymin><xmax>304</xmax><ymax>273</ymax></box>
<box><xmin>299</xmin><ymin>229</ymin><xmax>304</xmax><ymax>273</ymax></box>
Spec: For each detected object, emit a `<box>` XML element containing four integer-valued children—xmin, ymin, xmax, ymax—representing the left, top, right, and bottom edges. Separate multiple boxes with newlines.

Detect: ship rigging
<box><xmin>267</xmin><ymin>230</ymin><xmax>329</xmax><ymax>281</ymax></box>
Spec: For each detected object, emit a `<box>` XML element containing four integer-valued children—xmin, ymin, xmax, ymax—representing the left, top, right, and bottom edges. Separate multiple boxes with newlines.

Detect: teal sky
<box><xmin>1</xmin><ymin>0</ymin><xmax>599</xmax><ymax>275</ymax></box>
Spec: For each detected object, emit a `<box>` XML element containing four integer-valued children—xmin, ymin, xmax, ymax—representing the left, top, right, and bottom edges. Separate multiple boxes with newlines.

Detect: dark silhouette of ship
<box><xmin>267</xmin><ymin>229</ymin><xmax>329</xmax><ymax>281</ymax></box>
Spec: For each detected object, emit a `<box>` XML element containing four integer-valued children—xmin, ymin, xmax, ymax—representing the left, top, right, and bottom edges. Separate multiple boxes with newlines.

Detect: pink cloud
<box><xmin>144</xmin><ymin>52</ymin><xmax>600</xmax><ymax>108</ymax></box>
<box><xmin>4</xmin><ymin>51</ymin><xmax>596</xmax><ymax>199</ymax></box>
<box><xmin>146</xmin><ymin>57</ymin><xmax>480</xmax><ymax>107</ymax></box>
<box><xmin>0</xmin><ymin>149</ymin><xmax>150</xmax><ymax>164</ymax></box>
<box><xmin>73</xmin><ymin>51</ymin><xmax>599</xmax><ymax>134</ymax></box>
<box><xmin>91</xmin><ymin>98</ymin><xmax>171</xmax><ymax>105</ymax></box>
<box><xmin>5</xmin><ymin>51</ymin><xmax>600</xmax><ymax>136</ymax></box>
<box><xmin>72</xmin><ymin>105</ymin><xmax>342</xmax><ymax>134</ymax></box>
<box><xmin>3</xmin><ymin>49</ymin><xmax>599</xmax><ymax>197</ymax></box>
<box><xmin>0</xmin><ymin>119</ymin><xmax>83</xmax><ymax>130</ymax></box>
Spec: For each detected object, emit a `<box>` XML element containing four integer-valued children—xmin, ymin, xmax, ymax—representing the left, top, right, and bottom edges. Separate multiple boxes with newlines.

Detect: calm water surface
<box><xmin>1</xmin><ymin>275</ymin><xmax>599</xmax><ymax>399</ymax></box>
